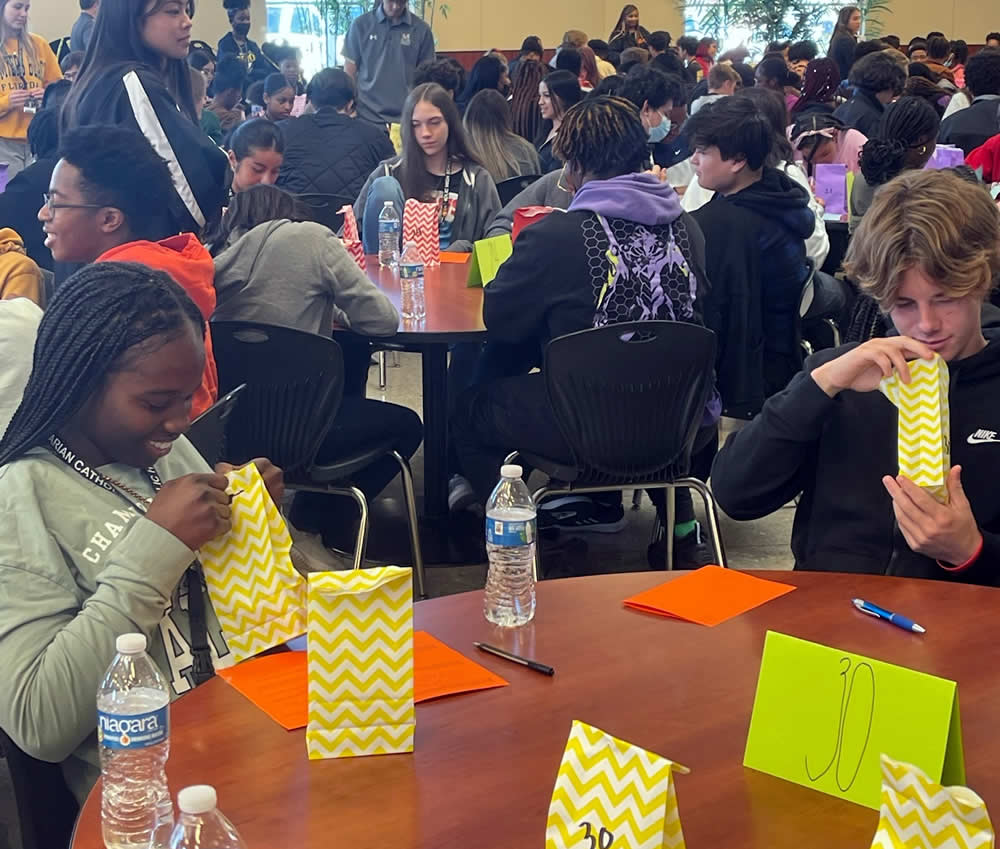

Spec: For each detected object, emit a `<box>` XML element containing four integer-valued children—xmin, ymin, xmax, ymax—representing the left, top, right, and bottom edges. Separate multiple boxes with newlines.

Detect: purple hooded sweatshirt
<box><xmin>568</xmin><ymin>172</ymin><xmax>684</xmax><ymax>224</ymax></box>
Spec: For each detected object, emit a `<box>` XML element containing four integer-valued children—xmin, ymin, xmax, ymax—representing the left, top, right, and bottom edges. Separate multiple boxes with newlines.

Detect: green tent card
<box><xmin>744</xmin><ymin>631</ymin><xmax>963</xmax><ymax>810</ymax></box>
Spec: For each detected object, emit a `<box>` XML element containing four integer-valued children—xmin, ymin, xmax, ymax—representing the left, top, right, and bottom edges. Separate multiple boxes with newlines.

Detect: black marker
<box><xmin>474</xmin><ymin>642</ymin><xmax>554</xmax><ymax>676</ymax></box>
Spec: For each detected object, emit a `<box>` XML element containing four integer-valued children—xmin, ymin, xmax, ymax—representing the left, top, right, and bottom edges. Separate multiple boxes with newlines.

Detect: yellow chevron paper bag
<box><xmin>306</xmin><ymin>567</ymin><xmax>414</xmax><ymax>760</ymax></box>
<box><xmin>880</xmin><ymin>354</ymin><xmax>951</xmax><ymax>503</ymax></box>
<box><xmin>871</xmin><ymin>755</ymin><xmax>994</xmax><ymax>849</ymax></box>
<box><xmin>546</xmin><ymin>720</ymin><xmax>688</xmax><ymax>849</ymax></box>
<box><xmin>197</xmin><ymin>463</ymin><xmax>307</xmax><ymax>665</ymax></box>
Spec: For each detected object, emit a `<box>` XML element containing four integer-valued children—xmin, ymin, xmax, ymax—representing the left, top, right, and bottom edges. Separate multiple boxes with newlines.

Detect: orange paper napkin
<box><xmin>217</xmin><ymin>631</ymin><xmax>508</xmax><ymax>730</ymax></box>
<box><xmin>623</xmin><ymin>566</ymin><xmax>795</xmax><ymax>626</ymax></box>
<box><xmin>439</xmin><ymin>251</ymin><xmax>471</xmax><ymax>263</ymax></box>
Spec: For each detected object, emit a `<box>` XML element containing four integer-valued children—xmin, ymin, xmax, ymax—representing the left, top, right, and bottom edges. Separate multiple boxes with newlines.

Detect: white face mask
<box><xmin>648</xmin><ymin>113</ymin><xmax>671</xmax><ymax>143</ymax></box>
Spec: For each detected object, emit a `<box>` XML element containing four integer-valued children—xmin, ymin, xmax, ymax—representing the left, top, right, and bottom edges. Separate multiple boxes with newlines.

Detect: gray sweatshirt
<box><xmin>213</xmin><ymin>219</ymin><xmax>399</xmax><ymax>336</ymax></box>
<box><xmin>0</xmin><ymin>438</ymin><xmax>231</xmax><ymax>805</ymax></box>
<box><xmin>485</xmin><ymin>169</ymin><xmax>573</xmax><ymax>238</ymax></box>
<box><xmin>353</xmin><ymin>156</ymin><xmax>501</xmax><ymax>253</ymax></box>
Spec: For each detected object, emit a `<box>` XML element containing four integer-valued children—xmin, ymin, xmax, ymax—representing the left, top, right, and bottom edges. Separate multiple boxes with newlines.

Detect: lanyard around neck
<box><xmin>47</xmin><ymin>434</ymin><xmax>162</xmax><ymax>511</ymax></box>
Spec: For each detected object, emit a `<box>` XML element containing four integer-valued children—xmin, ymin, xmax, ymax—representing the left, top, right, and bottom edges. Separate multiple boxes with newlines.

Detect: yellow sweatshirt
<box><xmin>0</xmin><ymin>227</ymin><xmax>43</xmax><ymax>305</ymax></box>
<box><xmin>0</xmin><ymin>33</ymin><xmax>62</xmax><ymax>141</ymax></box>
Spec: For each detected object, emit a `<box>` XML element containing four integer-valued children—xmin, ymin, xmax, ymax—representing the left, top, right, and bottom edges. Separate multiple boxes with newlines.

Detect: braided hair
<box><xmin>553</xmin><ymin>95</ymin><xmax>649</xmax><ymax>179</ymax></box>
<box><xmin>0</xmin><ymin>263</ymin><xmax>205</xmax><ymax>469</ymax></box>
<box><xmin>859</xmin><ymin>96</ymin><xmax>940</xmax><ymax>186</ymax></box>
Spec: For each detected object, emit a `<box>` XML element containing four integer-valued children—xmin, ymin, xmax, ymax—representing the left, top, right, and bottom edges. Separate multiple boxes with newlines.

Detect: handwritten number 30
<box><xmin>580</xmin><ymin>822</ymin><xmax>614</xmax><ymax>848</ymax></box>
<box><xmin>805</xmin><ymin>657</ymin><xmax>875</xmax><ymax>792</ymax></box>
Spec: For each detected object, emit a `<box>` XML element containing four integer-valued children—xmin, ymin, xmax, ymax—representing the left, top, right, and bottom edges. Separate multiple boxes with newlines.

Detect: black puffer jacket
<box><xmin>276</xmin><ymin>107</ymin><xmax>395</xmax><ymax>204</ymax></box>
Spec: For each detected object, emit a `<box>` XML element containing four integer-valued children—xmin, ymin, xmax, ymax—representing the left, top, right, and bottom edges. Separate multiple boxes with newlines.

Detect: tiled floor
<box><xmin>290</xmin><ymin>352</ymin><xmax>796</xmax><ymax>598</ymax></box>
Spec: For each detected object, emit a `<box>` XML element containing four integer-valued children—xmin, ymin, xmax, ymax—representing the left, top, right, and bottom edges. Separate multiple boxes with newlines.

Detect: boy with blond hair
<box><xmin>712</xmin><ymin>169</ymin><xmax>1000</xmax><ymax>582</ymax></box>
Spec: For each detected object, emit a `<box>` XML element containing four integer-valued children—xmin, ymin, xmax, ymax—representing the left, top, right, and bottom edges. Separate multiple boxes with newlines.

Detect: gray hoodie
<box><xmin>213</xmin><ymin>219</ymin><xmax>399</xmax><ymax>336</ymax></box>
<box><xmin>485</xmin><ymin>169</ymin><xmax>573</xmax><ymax>238</ymax></box>
<box><xmin>0</xmin><ymin>438</ymin><xmax>231</xmax><ymax>805</ymax></box>
<box><xmin>353</xmin><ymin>156</ymin><xmax>501</xmax><ymax>253</ymax></box>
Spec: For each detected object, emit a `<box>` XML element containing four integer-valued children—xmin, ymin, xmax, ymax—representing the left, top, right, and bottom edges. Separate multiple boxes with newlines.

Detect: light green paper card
<box><xmin>743</xmin><ymin>631</ymin><xmax>964</xmax><ymax>810</ymax></box>
<box><xmin>467</xmin><ymin>234</ymin><xmax>513</xmax><ymax>287</ymax></box>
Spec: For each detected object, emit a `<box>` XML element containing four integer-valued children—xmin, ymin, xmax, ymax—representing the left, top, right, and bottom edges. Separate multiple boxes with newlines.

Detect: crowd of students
<box><xmin>1</xmin><ymin>0</ymin><xmax>1000</xmax><ymax>820</ymax></box>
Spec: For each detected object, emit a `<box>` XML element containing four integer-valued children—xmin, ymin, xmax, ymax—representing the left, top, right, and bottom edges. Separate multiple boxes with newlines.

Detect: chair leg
<box><xmin>665</xmin><ymin>485</ymin><xmax>676</xmax><ymax>571</ymax></box>
<box><xmin>390</xmin><ymin>451</ymin><xmax>426</xmax><ymax>599</ymax></box>
<box><xmin>631</xmin><ymin>489</ymin><xmax>643</xmax><ymax>510</ymax></box>
<box><xmin>823</xmin><ymin>317</ymin><xmax>841</xmax><ymax>348</ymax></box>
<box><xmin>335</xmin><ymin>486</ymin><xmax>369</xmax><ymax>571</ymax></box>
<box><xmin>390</xmin><ymin>351</ymin><xmax>400</xmax><ymax>368</ymax></box>
<box><xmin>680</xmin><ymin>477</ymin><xmax>727</xmax><ymax>567</ymax></box>
<box><xmin>529</xmin><ymin>485</ymin><xmax>551</xmax><ymax>581</ymax></box>
<box><xmin>378</xmin><ymin>350</ymin><xmax>388</xmax><ymax>389</ymax></box>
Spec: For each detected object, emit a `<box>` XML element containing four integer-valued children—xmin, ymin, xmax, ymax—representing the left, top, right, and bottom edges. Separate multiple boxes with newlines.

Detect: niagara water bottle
<box><xmin>399</xmin><ymin>241</ymin><xmax>426</xmax><ymax>321</ymax></box>
<box><xmin>378</xmin><ymin>200</ymin><xmax>400</xmax><ymax>268</ymax></box>
<box><xmin>168</xmin><ymin>785</ymin><xmax>247</xmax><ymax>849</ymax></box>
<box><xmin>98</xmin><ymin>633</ymin><xmax>173</xmax><ymax>849</ymax></box>
<box><xmin>484</xmin><ymin>464</ymin><xmax>537</xmax><ymax>627</ymax></box>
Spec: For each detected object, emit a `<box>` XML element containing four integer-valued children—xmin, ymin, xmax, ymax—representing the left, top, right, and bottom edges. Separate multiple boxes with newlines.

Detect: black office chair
<box><xmin>184</xmin><ymin>384</ymin><xmax>246</xmax><ymax>467</ymax></box>
<box><xmin>506</xmin><ymin>321</ymin><xmax>726</xmax><ymax>574</ymax></box>
<box><xmin>210</xmin><ymin>321</ymin><xmax>425</xmax><ymax>596</ymax></box>
<box><xmin>496</xmin><ymin>174</ymin><xmax>542</xmax><ymax>206</ymax></box>
<box><xmin>296</xmin><ymin>193</ymin><xmax>355</xmax><ymax>235</ymax></box>
<box><xmin>0</xmin><ymin>727</ymin><xmax>78</xmax><ymax>849</ymax></box>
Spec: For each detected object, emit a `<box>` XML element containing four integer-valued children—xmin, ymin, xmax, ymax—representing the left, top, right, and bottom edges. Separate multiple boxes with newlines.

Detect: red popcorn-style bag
<box><xmin>403</xmin><ymin>198</ymin><xmax>440</xmax><ymax>266</ymax></box>
<box><xmin>339</xmin><ymin>205</ymin><xmax>366</xmax><ymax>272</ymax></box>
<box><xmin>512</xmin><ymin>206</ymin><xmax>554</xmax><ymax>243</ymax></box>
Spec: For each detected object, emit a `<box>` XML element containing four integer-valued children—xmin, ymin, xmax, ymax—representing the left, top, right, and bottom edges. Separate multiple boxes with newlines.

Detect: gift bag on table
<box><xmin>306</xmin><ymin>567</ymin><xmax>414</xmax><ymax>760</ymax></box>
<box><xmin>340</xmin><ymin>204</ymin><xmax>367</xmax><ymax>271</ymax></box>
<box><xmin>546</xmin><ymin>720</ymin><xmax>688</xmax><ymax>849</ymax></box>
<box><xmin>197</xmin><ymin>463</ymin><xmax>307</xmax><ymax>666</ymax></box>
<box><xmin>512</xmin><ymin>205</ymin><xmax>554</xmax><ymax>243</ymax></box>
<box><xmin>871</xmin><ymin>755</ymin><xmax>994</xmax><ymax>848</ymax></box>
<box><xmin>879</xmin><ymin>353</ymin><xmax>951</xmax><ymax>503</ymax></box>
<box><xmin>403</xmin><ymin>198</ymin><xmax>440</xmax><ymax>266</ymax></box>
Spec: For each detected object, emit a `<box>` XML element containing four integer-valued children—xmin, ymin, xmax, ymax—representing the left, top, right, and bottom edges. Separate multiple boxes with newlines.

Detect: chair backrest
<box><xmin>496</xmin><ymin>175</ymin><xmax>542</xmax><ymax>206</ymax></box>
<box><xmin>209</xmin><ymin>321</ymin><xmax>344</xmax><ymax>475</ymax></box>
<box><xmin>184</xmin><ymin>383</ymin><xmax>246</xmax><ymax>467</ymax></box>
<box><xmin>296</xmin><ymin>193</ymin><xmax>355</xmax><ymax>235</ymax></box>
<box><xmin>543</xmin><ymin>321</ymin><xmax>717</xmax><ymax>485</ymax></box>
<box><xmin>0</xmin><ymin>727</ymin><xmax>78</xmax><ymax>849</ymax></box>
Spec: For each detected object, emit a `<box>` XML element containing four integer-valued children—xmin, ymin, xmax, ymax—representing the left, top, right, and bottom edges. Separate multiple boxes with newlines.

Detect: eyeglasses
<box><xmin>42</xmin><ymin>193</ymin><xmax>104</xmax><ymax>215</ymax></box>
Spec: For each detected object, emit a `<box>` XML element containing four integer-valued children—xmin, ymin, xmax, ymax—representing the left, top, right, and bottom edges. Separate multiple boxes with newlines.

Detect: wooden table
<box><xmin>364</xmin><ymin>258</ymin><xmax>486</xmax><ymax>520</ymax></box>
<box><xmin>71</xmin><ymin>571</ymin><xmax>1000</xmax><ymax>848</ymax></box>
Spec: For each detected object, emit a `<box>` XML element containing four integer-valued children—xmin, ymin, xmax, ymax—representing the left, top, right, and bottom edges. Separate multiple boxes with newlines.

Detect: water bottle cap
<box><xmin>177</xmin><ymin>785</ymin><xmax>218</xmax><ymax>815</ymax></box>
<box><xmin>115</xmin><ymin>633</ymin><xmax>147</xmax><ymax>654</ymax></box>
<box><xmin>500</xmin><ymin>464</ymin><xmax>523</xmax><ymax>478</ymax></box>
<box><xmin>383</xmin><ymin>200</ymin><xmax>394</xmax><ymax>207</ymax></box>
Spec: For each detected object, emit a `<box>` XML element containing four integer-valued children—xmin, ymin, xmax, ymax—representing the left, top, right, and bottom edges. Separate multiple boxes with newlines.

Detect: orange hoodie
<box><xmin>97</xmin><ymin>234</ymin><xmax>218</xmax><ymax>418</ymax></box>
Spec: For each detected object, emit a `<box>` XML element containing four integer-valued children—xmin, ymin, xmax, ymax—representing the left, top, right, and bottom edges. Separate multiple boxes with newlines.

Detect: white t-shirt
<box><xmin>0</xmin><ymin>297</ymin><xmax>42</xmax><ymax>436</ymax></box>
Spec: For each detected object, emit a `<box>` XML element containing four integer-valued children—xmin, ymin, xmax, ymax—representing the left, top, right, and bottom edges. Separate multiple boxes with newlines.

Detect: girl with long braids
<box><xmin>608</xmin><ymin>4</ymin><xmax>649</xmax><ymax>54</ymax></box>
<box><xmin>0</xmin><ymin>262</ymin><xmax>282</xmax><ymax>805</ymax></box>
<box><xmin>850</xmin><ymin>96</ymin><xmax>939</xmax><ymax>231</ymax></box>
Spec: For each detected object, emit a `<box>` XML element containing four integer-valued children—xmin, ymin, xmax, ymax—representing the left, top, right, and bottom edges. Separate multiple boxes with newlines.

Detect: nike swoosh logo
<box><xmin>967</xmin><ymin>435</ymin><xmax>1000</xmax><ymax>444</ymax></box>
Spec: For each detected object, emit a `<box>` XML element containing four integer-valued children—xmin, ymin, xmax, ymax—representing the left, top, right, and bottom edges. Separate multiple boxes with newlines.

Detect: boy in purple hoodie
<box><xmin>452</xmin><ymin>96</ymin><xmax>719</xmax><ymax>566</ymax></box>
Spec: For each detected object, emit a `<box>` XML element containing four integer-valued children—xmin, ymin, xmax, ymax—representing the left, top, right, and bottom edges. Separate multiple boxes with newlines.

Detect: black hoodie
<box><xmin>693</xmin><ymin>166</ymin><xmax>814</xmax><ymax>417</ymax></box>
<box><xmin>712</xmin><ymin>333</ymin><xmax>1000</xmax><ymax>584</ymax></box>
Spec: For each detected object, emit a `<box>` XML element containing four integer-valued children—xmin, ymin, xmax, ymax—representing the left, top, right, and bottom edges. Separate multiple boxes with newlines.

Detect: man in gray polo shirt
<box><xmin>343</xmin><ymin>0</ymin><xmax>436</xmax><ymax>126</ymax></box>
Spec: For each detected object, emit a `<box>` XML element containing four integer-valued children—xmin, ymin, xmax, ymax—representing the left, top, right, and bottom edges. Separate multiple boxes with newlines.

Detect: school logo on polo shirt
<box><xmin>401</xmin><ymin>32</ymin><xmax>411</xmax><ymax>46</ymax></box>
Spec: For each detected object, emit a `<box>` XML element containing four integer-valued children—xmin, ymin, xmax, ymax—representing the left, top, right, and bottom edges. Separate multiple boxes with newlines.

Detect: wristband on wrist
<box><xmin>938</xmin><ymin>533</ymin><xmax>984</xmax><ymax>572</ymax></box>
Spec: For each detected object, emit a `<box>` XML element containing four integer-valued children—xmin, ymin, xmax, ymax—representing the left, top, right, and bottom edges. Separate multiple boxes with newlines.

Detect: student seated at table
<box><xmin>212</xmin><ymin>184</ymin><xmax>399</xmax><ymax>339</ymax></box>
<box><xmin>277</xmin><ymin>68</ymin><xmax>395</xmax><ymax>202</ymax></box>
<box><xmin>205</xmin><ymin>55</ymin><xmax>247</xmax><ymax>134</ymax></box>
<box><xmin>688</xmin><ymin>63</ymin><xmax>741</xmax><ymax>116</ymax></box>
<box><xmin>850</xmin><ymin>96</ymin><xmax>939</xmax><ymax>232</ymax></box>
<box><xmin>686</xmin><ymin>95</ymin><xmax>815</xmax><ymax>417</ymax></box>
<box><xmin>938</xmin><ymin>48</ymin><xmax>1000</xmax><ymax>155</ymax></box>
<box><xmin>711</xmin><ymin>169</ymin><xmax>1000</xmax><ymax>582</ymax></box>
<box><xmin>255</xmin><ymin>73</ymin><xmax>296</xmax><ymax>123</ymax></box>
<box><xmin>534</xmin><ymin>70</ymin><xmax>583</xmax><ymax>174</ymax></box>
<box><xmin>354</xmin><ymin>83</ymin><xmax>501</xmax><ymax>254</ymax></box>
<box><xmin>790</xmin><ymin>112</ymin><xmax>866</xmax><ymax>176</ymax></box>
<box><xmin>788</xmin><ymin>58</ymin><xmax>841</xmax><ymax>118</ymax></box>
<box><xmin>452</xmin><ymin>95</ymin><xmax>719</xmax><ymax>556</ymax></box>
<box><xmin>38</xmin><ymin>124</ymin><xmax>219</xmax><ymax>418</ymax></box>
<box><xmin>833</xmin><ymin>50</ymin><xmax>907</xmax><ymax>138</ymax></box>
<box><xmin>227</xmin><ymin>118</ymin><xmax>284</xmax><ymax>194</ymax></box>
<box><xmin>0</xmin><ymin>262</ymin><xmax>285</xmax><ymax>805</ymax></box>
<box><xmin>463</xmin><ymin>89</ymin><xmax>541</xmax><ymax>183</ymax></box>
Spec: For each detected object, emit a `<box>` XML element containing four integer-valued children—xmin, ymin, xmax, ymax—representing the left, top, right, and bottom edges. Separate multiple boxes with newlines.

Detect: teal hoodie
<box><xmin>0</xmin><ymin>437</ymin><xmax>232</xmax><ymax>805</ymax></box>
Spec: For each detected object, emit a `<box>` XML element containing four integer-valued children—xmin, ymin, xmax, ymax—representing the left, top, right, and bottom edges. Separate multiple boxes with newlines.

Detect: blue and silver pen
<box><xmin>852</xmin><ymin>598</ymin><xmax>926</xmax><ymax>633</ymax></box>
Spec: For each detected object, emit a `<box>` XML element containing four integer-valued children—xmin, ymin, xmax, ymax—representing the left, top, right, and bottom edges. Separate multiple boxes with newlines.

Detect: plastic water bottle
<box><xmin>378</xmin><ymin>200</ymin><xmax>400</xmax><ymax>268</ymax></box>
<box><xmin>399</xmin><ymin>241</ymin><xmax>426</xmax><ymax>321</ymax></box>
<box><xmin>484</xmin><ymin>464</ymin><xmax>537</xmax><ymax>627</ymax></box>
<box><xmin>168</xmin><ymin>785</ymin><xmax>247</xmax><ymax>849</ymax></box>
<box><xmin>98</xmin><ymin>633</ymin><xmax>173</xmax><ymax>849</ymax></box>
